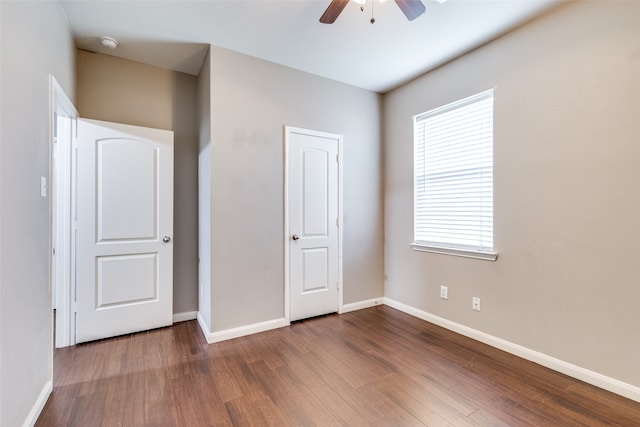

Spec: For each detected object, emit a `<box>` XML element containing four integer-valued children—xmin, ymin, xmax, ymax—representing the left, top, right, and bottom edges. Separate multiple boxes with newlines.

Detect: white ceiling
<box><xmin>60</xmin><ymin>0</ymin><xmax>563</xmax><ymax>93</ymax></box>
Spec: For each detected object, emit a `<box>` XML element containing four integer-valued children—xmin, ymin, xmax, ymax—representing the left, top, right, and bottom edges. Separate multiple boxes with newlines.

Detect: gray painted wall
<box><xmin>9</xmin><ymin>2</ymin><xmax>638</xmax><ymax>423</ymax></box>
<box><xmin>384</xmin><ymin>1</ymin><xmax>640</xmax><ymax>388</ymax></box>
<box><xmin>0</xmin><ymin>2</ymin><xmax>76</xmax><ymax>425</ymax></box>
<box><xmin>76</xmin><ymin>50</ymin><xmax>199</xmax><ymax>315</ymax></box>
<box><xmin>204</xmin><ymin>46</ymin><xmax>384</xmax><ymax>332</ymax></box>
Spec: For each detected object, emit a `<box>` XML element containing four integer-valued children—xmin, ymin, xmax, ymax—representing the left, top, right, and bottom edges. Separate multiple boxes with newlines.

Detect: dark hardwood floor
<box><xmin>37</xmin><ymin>306</ymin><xmax>640</xmax><ymax>426</ymax></box>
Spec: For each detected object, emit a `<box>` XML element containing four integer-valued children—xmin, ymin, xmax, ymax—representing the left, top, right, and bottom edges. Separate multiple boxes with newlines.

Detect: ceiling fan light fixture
<box><xmin>351</xmin><ymin>0</ymin><xmax>390</xmax><ymax>3</ymax></box>
<box><xmin>321</xmin><ymin>0</ymin><xmax>426</xmax><ymax>24</ymax></box>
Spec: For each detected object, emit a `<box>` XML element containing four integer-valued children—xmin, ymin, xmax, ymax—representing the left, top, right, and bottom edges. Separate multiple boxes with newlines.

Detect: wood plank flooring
<box><xmin>37</xmin><ymin>306</ymin><xmax>640</xmax><ymax>426</ymax></box>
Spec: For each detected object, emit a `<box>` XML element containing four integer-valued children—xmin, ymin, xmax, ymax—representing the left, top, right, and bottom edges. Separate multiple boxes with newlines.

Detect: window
<box><xmin>412</xmin><ymin>89</ymin><xmax>496</xmax><ymax>261</ymax></box>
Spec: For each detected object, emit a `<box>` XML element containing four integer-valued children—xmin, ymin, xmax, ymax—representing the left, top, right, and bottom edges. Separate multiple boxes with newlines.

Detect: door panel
<box><xmin>288</xmin><ymin>128</ymin><xmax>341</xmax><ymax>321</ymax></box>
<box><xmin>303</xmin><ymin>150</ymin><xmax>329</xmax><ymax>236</ymax></box>
<box><xmin>301</xmin><ymin>248</ymin><xmax>329</xmax><ymax>293</ymax></box>
<box><xmin>76</xmin><ymin>119</ymin><xmax>173</xmax><ymax>343</ymax></box>
<box><xmin>97</xmin><ymin>139</ymin><xmax>157</xmax><ymax>241</ymax></box>
<box><xmin>96</xmin><ymin>253</ymin><xmax>158</xmax><ymax>307</ymax></box>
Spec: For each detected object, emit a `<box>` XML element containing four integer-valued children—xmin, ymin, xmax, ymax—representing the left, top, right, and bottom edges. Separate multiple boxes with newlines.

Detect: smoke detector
<box><xmin>99</xmin><ymin>36</ymin><xmax>119</xmax><ymax>49</ymax></box>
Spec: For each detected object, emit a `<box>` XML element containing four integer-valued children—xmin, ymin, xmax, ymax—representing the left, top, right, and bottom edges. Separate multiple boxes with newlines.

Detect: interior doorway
<box><xmin>284</xmin><ymin>126</ymin><xmax>344</xmax><ymax>322</ymax></box>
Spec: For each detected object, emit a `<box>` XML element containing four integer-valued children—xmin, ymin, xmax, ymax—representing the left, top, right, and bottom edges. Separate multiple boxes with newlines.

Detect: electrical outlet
<box><xmin>440</xmin><ymin>285</ymin><xmax>448</xmax><ymax>300</ymax></box>
<box><xmin>472</xmin><ymin>297</ymin><xmax>481</xmax><ymax>311</ymax></box>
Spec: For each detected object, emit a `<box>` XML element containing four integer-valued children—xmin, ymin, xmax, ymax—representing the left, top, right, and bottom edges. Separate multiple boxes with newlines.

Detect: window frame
<box><xmin>411</xmin><ymin>89</ymin><xmax>498</xmax><ymax>261</ymax></box>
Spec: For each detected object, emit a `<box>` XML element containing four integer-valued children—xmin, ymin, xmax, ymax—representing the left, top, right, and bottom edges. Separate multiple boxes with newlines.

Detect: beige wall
<box><xmin>76</xmin><ymin>50</ymin><xmax>199</xmax><ymax>315</ymax></box>
<box><xmin>384</xmin><ymin>1</ymin><xmax>640</xmax><ymax>388</ymax></box>
<box><xmin>205</xmin><ymin>46</ymin><xmax>384</xmax><ymax>332</ymax></box>
<box><xmin>0</xmin><ymin>2</ymin><xmax>76</xmax><ymax>425</ymax></box>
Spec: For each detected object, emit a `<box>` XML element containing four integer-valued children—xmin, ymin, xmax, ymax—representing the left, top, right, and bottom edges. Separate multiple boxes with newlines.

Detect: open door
<box><xmin>75</xmin><ymin>119</ymin><xmax>174</xmax><ymax>343</ymax></box>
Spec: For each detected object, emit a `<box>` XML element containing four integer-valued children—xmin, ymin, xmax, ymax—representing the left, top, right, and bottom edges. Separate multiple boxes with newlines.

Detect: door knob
<box><xmin>162</xmin><ymin>235</ymin><xmax>171</xmax><ymax>243</ymax></box>
<box><xmin>292</xmin><ymin>234</ymin><xmax>300</xmax><ymax>241</ymax></box>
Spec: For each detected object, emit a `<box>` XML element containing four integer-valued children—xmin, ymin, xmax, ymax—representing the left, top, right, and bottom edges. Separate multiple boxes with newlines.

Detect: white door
<box><xmin>75</xmin><ymin>119</ymin><xmax>174</xmax><ymax>343</ymax></box>
<box><xmin>286</xmin><ymin>127</ymin><xmax>341</xmax><ymax>321</ymax></box>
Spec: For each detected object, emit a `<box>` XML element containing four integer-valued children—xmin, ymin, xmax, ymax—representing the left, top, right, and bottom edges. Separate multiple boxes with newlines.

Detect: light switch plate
<box><xmin>40</xmin><ymin>176</ymin><xmax>47</xmax><ymax>198</ymax></box>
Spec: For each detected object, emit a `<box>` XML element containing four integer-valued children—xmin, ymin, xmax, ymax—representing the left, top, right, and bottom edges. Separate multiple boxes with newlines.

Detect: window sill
<box><xmin>410</xmin><ymin>243</ymin><xmax>498</xmax><ymax>261</ymax></box>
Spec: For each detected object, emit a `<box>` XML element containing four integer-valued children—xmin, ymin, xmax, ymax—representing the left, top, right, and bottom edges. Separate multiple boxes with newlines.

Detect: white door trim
<box><xmin>49</xmin><ymin>75</ymin><xmax>78</xmax><ymax>349</ymax></box>
<box><xmin>283</xmin><ymin>126</ymin><xmax>343</xmax><ymax>323</ymax></box>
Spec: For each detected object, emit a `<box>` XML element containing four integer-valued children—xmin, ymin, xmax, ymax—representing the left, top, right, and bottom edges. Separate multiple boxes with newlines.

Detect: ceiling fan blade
<box><xmin>320</xmin><ymin>0</ymin><xmax>349</xmax><ymax>24</ymax></box>
<box><xmin>394</xmin><ymin>0</ymin><xmax>426</xmax><ymax>21</ymax></box>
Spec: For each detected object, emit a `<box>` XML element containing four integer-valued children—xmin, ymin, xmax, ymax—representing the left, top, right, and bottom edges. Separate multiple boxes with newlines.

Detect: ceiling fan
<box><xmin>320</xmin><ymin>0</ymin><xmax>427</xmax><ymax>24</ymax></box>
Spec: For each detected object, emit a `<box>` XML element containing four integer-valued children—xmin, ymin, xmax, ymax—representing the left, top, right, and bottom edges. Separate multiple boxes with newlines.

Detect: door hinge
<box><xmin>336</xmin><ymin>217</ymin><xmax>340</xmax><ymax>227</ymax></box>
<box><xmin>72</xmin><ymin>301</ymin><xmax>77</xmax><ymax>313</ymax></box>
<box><xmin>73</xmin><ymin>219</ymin><xmax>78</xmax><ymax>230</ymax></box>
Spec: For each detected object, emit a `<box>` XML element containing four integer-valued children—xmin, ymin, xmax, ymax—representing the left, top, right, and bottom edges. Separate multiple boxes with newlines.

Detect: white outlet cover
<box><xmin>440</xmin><ymin>285</ymin><xmax>448</xmax><ymax>299</ymax></box>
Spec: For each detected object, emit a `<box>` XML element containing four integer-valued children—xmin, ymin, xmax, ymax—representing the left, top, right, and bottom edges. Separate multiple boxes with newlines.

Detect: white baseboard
<box><xmin>196</xmin><ymin>311</ymin><xmax>210</xmax><ymax>342</ymax></box>
<box><xmin>384</xmin><ymin>297</ymin><xmax>640</xmax><ymax>403</ymax></box>
<box><xmin>193</xmin><ymin>297</ymin><xmax>385</xmax><ymax>344</ymax></box>
<box><xmin>173</xmin><ymin>311</ymin><xmax>197</xmax><ymax>323</ymax></box>
<box><xmin>198</xmin><ymin>316</ymin><xmax>290</xmax><ymax>344</ymax></box>
<box><xmin>340</xmin><ymin>297</ymin><xmax>384</xmax><ymax>314</ymax></box>
<box><xmin>196</xmin><ymin>297</ymin><xmax>385</xmax><ymax>344</ymax></box>
<box><xmin>23</xmin><ymin>380</ymin><xmax>52</xmax><ymax>427</ymax></box>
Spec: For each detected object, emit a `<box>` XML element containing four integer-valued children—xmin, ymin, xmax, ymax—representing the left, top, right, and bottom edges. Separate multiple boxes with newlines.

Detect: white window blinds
<box><xmin>413</xmin><ymin>89</ymin><xmax>494</xmax><ymax>255</ymax></box>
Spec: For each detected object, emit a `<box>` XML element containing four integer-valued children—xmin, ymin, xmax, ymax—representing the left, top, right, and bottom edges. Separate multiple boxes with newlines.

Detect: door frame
<box><xmin>283</xmin><ymin>126</ymin><xmax>343</xmax><ymax>323</ymax></box>
<box><xmin>49</xmin><ymin>75</ymin><xmax>78</xmax><ymax>349</ymax></box>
